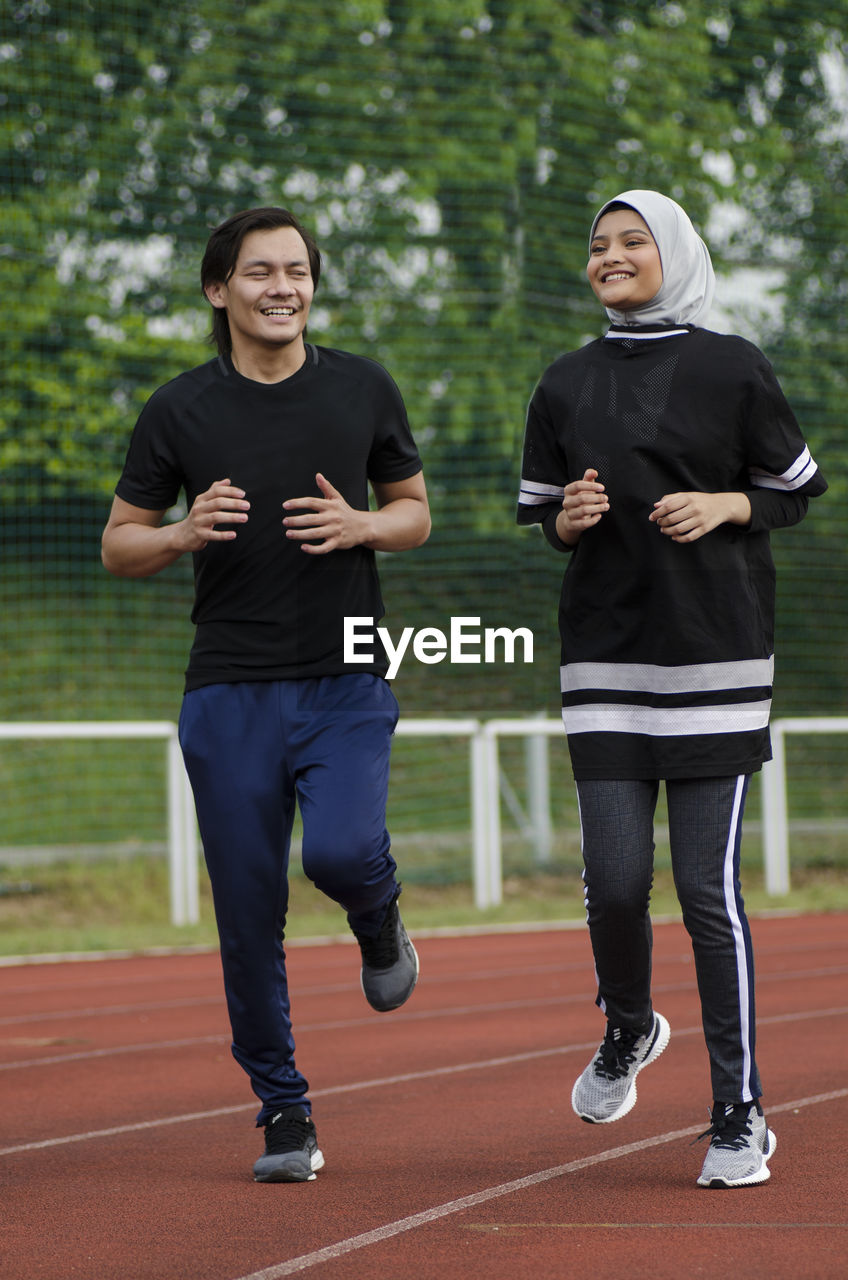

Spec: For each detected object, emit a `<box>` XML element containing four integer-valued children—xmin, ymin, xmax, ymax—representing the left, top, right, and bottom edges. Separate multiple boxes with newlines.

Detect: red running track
<box><xmin>2</xmin><ymin>912</ymin><xmax>847</xmax><ymax>1280</ymax></box>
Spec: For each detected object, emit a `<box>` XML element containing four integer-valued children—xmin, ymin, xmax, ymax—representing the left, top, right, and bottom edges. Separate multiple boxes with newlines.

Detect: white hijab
<box><xmin>589</xmin><ymin>189</ymin><xmax>715</xmax><ymax>328</ymax></box>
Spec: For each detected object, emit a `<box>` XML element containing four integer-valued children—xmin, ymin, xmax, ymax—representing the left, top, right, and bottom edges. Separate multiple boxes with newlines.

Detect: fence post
<box><xmin>176</xmin><ymin>740</ymin><xmax>200</xmax><ymax>926</ymax></box>
<box><xmin>9</xmin><ymin>714</ymin><xmax>848</xmax><ymax>919</ymax></box>
<box><xmin>482</xmin><ymin>723</ymin><xmax>503</xmax><ymax>907</ymax></box>
<box><xmin>166</xmin><ymin>731</ymin><xmax>189</xmax><ymax>926</ymax></box>
<box><xmin>761</xmin><ymin>723</ymin><xmax>789</xmax><ymax>897</ymax></box>
<box><xmin>470</xmin><ymin>726</ymin><xmax>491</xmax><ymax>910</ymax></box>
<box><xmin>526</xmin><ymin>710</ymin><xmax>553</xmax><ymax>864</ymax></box>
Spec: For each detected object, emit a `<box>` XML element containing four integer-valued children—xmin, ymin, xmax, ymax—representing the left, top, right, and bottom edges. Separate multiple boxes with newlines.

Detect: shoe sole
<box><xmin>361</xmin><ymin>940</ymin><xmax>420</xmax><ymax>1012</ymax></box>
<box><xmin>697</xmin><ymin>1129</ymin><xmax>777</xmax><ymax>1189</ymax></box>
<box><xmin>254</xmin><ymin>1147</ymin><xmax>326</xmax><ymax>1183</ymax></box>
<box><xmin>572</xmin><ymin>1012</ymin><xmax>671</xmax><ymax>1124</ymax></box>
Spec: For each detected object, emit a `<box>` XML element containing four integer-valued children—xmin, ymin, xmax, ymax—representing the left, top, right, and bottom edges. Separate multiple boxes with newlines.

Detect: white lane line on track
<box><xmin>4</xmin><ymin>967</ymin><xmax>848</xmax><ymax>1075</ymax></box>
<box><xmin>1</xmin><ymin>995</ymin><xmax>847</xmax><ymax>1077</ymax></box>
<box><xmin>0</xmin><ymin>995</ymin><xmax>223</xmax><ymax>1027</ymax></box>
<box><xmin>3</xmin><ymin>962</ymin><xmax>846</xmax><ymax>1035</ymax></box>
<box><xmin>0</xmin><ymin>993</ymin><xmax>644</xmax><ymax>1070</ymax></box>
<box><xmin>1</xmin><ymin>908</ymin><xmax>843</xmax><ymax>973</ymax></box>
<box><xmin>0</xmin><ymin>1044</ymin><xmax>586</xmax><ymax>1155</ymax></box>
<box><xmin>229</xmin><ymin>1088</ymin><xmax>848</xmax><ymax>1280</ymax></box>
<box><xmin>0</xmin><ymin>985</ymin><xmax>678</xmax><ymax>1073</ymax></box>
<box><xmin>463</xmin><ymin>1222</ymin><xmax>848</xmax><ymax>1231</ymax></box>
<box><xmin>0</xmin><ymin>1033</ymin><xmax>230</xmax><ymax>1071</ymax></box>
<box><xmin>0</xmin><ymin>967</ymin><xmax>587</xmax><ymax>1025</ymax></box>
<box><xmin>0</xmin><ymin>964</ymin><xmax>621</xmax><ymax>1024</ymax></box>
<box><xmin>0</xmin><ymin>990</ymin><xmax>624</xmax><ymax>1030</ymax></box>
<box><xmin>0</xmin><ymin>986</ymin><xmax>690</xmax><ymax>1048</ymax></box>
<box><xmin>0</xmin><ymin>955</ymin><xmax>606</xmax><ymax>1005</ymax></box>
<box><xmin>3</xmin><ymin>1007</ymin><xmax>847</xmax><ymax>1157</ymax></box>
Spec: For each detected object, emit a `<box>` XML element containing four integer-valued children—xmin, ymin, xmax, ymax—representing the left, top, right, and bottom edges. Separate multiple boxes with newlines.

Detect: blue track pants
<box><xmin>179</xmin><ymin>674</ymin><xmax>400</xmax><ymax>1123</ymax></box>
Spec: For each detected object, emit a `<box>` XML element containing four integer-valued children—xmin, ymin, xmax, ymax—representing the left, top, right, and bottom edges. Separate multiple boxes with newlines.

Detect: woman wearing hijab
<box><xmin>517</xmin><ymin>190</ymin><xmax>826</xmax><ymax>1188</ymax></box>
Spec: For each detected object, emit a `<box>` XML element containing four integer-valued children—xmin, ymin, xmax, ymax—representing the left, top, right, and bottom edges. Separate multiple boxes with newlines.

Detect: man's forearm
<box><xmin>101</xmin><ymin>520</ymin><xmax>187</xmax><ymax>578</ymax></box>
<box><xmin>361</xmin><ymin>497</ymin><xmax>431</xmax><ymax>552</ymax></box>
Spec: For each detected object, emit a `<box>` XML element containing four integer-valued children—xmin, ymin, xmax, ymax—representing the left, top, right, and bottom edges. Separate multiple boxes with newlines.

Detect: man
<box><xmin>102</xmin><ymin>206</ymin><xmax>430</xmax><ymax>1183</ymax></box>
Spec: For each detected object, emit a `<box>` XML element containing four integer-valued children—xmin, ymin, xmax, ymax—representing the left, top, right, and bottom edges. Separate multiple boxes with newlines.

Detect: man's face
<box><xmin>205</xmin><ymin>225</ymin><xmax>315</xmax><ymax>355</ymax></box>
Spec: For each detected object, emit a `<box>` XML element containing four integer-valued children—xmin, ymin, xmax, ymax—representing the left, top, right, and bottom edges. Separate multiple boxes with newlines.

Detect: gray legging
<box><xmin>576</xmin><ymin>774</ymin><xmax>761</xmax><ymax>1104</ymax></box>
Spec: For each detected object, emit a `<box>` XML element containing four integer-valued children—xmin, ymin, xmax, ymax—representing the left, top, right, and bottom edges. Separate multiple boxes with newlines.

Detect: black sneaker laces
<box><xmin>694</xmin><ymin>1102</ymin><xmax>754</xmax><ymax>1150</ymax></box>
<box><xmin>264</xmin><ymin>1109</ymin><xmax>312</xmax><ymax>1155</ymax></box>
<box><xmin>594</xmin><ymin>1026</ymin><xmax>644</xmax><ymax>1081</ymax></box>
<box><xmin>356</xmin><ymin>898</ymin><xmax>399</xmax><ymax>970</ymax></box>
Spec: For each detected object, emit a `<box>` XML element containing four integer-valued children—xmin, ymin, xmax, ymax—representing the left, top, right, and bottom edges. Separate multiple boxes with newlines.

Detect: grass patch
<box><xmin>1</xmin><ymin>541</ymin><xmax>847</xmax><ymax>957</ymax></box>
<box><xmin>1</xmin><ymin>855</ymin><xmax>846</xmax><ymax>961</ymax></box>
<box><xmin>2</xmin><ymin>546</ymin><xmax>848</xmax><ymax>847</ymax></box>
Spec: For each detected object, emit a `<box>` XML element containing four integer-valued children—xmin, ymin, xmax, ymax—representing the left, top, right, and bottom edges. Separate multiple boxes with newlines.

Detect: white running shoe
<box><xmin>696</xmin><ymin>1100</ymin><xmax>777</xmax><ymax>1188</ymax></box>
<box><xmin>571</xmin><ymin>1012</ymin><xmax>671</xmax><ymax>1124</ymax></box>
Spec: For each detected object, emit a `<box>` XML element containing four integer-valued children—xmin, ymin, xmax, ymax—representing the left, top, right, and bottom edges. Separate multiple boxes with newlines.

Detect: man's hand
<box><xmin>101</xmin><ymin>481</ymin><xmax>249</xmax><ymax>579</ymax></box>
<box><xmin>555</xmin><ymin>468</ymin><xmax>609</xmax><ymax>546</ymax></box>
<box><xmin>649</xmin><ymin>491</ymin><xmax>752</xmax><ymax>543</ymax></box>
<box><xmin>174</xmin><ymin>479</ymin><xmax>250</xmax><ymax>553</ymax></box>
<box><xmin>282</xmin><ymin>472</ymin><xmax>368</xmax><ymax>554</ymax></box>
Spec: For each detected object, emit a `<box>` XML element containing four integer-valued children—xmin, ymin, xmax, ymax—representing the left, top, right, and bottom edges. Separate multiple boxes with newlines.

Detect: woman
<box><xmin>517</xmin><ymin>190</ymin><xmax>826</xmax><ymax>1188</ymax></box>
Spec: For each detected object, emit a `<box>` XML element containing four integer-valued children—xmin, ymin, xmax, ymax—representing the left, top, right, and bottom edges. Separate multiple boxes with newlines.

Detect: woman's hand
<box><xmin>556</xmin><ymin>468</ymin><xmax>609</xmax><ymax>546</ymax></box>
<box><xmin>649</xmin><ymin>491</ymin><xmax>752</xmax><ymax>542</ymax></box>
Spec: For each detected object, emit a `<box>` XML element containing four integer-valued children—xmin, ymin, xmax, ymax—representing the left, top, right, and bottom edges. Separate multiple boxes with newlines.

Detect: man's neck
<box><xmin>230</xmin><ymin>338</ymin><xmax>307</xmax><ymax>384</ymax></box>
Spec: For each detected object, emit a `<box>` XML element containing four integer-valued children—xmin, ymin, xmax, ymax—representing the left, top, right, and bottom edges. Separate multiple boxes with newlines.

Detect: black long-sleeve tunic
<box><xmin>517</xmin><ymin>323</ymin><xmax>827</xmax><ymax>780</ymax></box>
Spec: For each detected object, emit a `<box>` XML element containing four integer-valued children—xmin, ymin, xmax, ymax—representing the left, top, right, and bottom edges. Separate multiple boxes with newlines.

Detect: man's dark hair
<box><xmin>201</xmin><ymin>206</ymin><xmax>322</xmax><ymax>355</ymax></box>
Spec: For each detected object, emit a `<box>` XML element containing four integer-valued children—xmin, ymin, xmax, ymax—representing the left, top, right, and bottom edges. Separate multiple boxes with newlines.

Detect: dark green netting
<box><xmin>2</xmin><ymin>1</ymin><xmax>846</xmax><ymax>877</ymax></box>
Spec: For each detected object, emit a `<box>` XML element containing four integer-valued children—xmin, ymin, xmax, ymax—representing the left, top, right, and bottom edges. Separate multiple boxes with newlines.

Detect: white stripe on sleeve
<box><xmin>518</xmin><ymin>478</ymin><xmax>565</xmax><ymax>506</ymax></box>
<box><xmin>749</xmin><ymin>446</ymin><xmax>818</xmax><ymax>491</ymax></box>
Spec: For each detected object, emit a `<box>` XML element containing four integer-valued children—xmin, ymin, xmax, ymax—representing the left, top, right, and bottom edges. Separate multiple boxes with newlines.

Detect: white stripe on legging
<box><xmin>723</xmin><ymin>774</ymin><xmax>754</xmax><ymax>1103</ymax></box>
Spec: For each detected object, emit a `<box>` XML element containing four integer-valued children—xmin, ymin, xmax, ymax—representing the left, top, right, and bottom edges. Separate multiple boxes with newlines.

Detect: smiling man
<box><xmin>101</xmin><ymin>206</ymin><xmax>430</xmax><ymax>1183</ymax></box>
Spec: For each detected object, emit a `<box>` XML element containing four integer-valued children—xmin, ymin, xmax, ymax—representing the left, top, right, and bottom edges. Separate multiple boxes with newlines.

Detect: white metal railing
<box><xmin>395</xmin><ymin>716</ymin><xmax>556</xmax><ymax>908</ymax></box>
<box><xmin>0</xmin><ymin>722</ymin><xmax>198</xmax><ymax>926</ymax></box>
<box><xmin>2</xmin><ymin>715</ymin><xmax>844</xmax><ymax>922</ymax></box>
<box><xmin>476</xmin><ymin>717</ymin><xmax>562</xmax><ymax>908</ymax></box>
<box><xmin>481</xmin><ymin>715</ymin><xmax>848</xmax><ymax>903</ymax></box>
<box><xmin>393</xmin><ymin>719</ymin><xmax>487</xmax><ymax>905</ymax></box>
<box><xmin>760</xmin><ymin>716</ymin><xmax>848</xmax><ymax>895</ymax></box>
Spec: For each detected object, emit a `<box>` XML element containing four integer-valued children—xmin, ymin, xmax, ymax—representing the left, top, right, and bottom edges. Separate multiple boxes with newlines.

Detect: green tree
<box><xmin>2</xmin><ymin>0</ymin><xmax>845</xmax><ymax>523</ymax></box>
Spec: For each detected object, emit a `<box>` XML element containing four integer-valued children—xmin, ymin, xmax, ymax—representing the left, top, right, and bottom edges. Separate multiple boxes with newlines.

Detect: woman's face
<box><xmin>586</xmin><ymin>209</ymin><xmax>663</xmax><ymax>312</ymax></box>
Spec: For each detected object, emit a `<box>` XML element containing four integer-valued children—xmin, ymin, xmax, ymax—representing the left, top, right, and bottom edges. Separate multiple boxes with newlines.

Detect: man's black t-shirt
<box><xmin>116</xmin><ymin>345</ymin><xmax>423</xmax><ymax>689</ymax></box>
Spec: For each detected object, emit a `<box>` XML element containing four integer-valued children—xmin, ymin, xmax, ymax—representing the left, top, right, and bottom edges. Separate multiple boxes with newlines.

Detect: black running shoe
<box><xmin>253</xmin><ymin>1106</ymin><xmax>324</xmax><ymax>1183</ymax></box>
<box><xmin>353</xmin><ymin>889</ymin><xmax>419</xmax><ymax>1012</ymax></box>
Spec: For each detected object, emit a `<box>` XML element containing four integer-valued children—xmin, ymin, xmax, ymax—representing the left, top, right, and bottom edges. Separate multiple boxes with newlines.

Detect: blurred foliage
<box><xmin>1</xmin><ymin>2</ymin><xmax>846</xmax><ymax>864</ymax></box>
<box><xmin>2</xmin><ymin>0</ymin><xmax>846</xmax><ymax>518</ymax></box>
